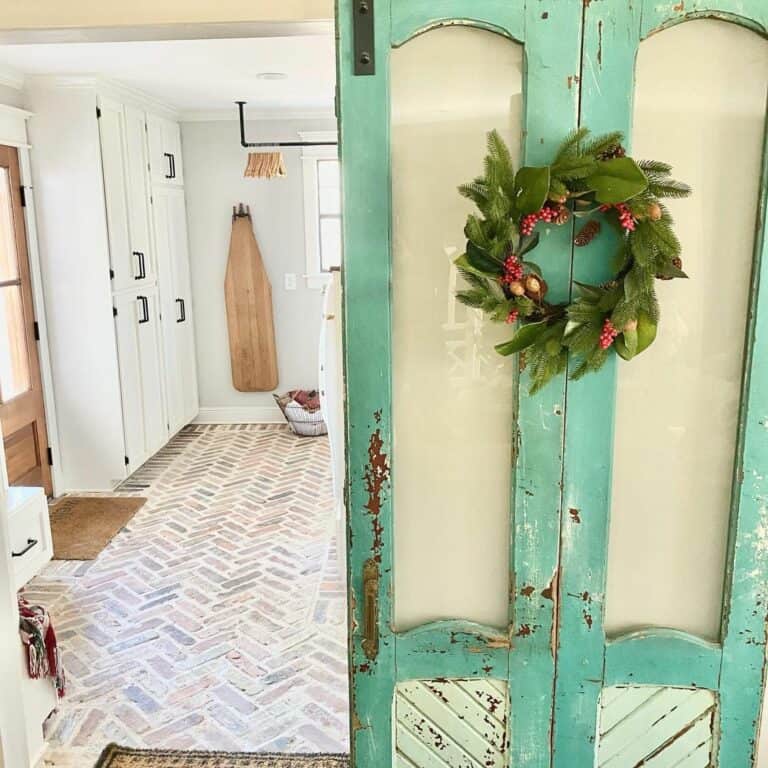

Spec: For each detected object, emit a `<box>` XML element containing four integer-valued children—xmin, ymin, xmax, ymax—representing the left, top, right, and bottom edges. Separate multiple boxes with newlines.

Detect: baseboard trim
<box><xmin>193</xmin><ymin>406</ymin><xmax>284</xmax><ymax>424</ymax></box>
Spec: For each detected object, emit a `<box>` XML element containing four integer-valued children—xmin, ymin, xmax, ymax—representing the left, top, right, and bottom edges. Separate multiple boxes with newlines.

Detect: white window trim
<box><xmin>300</xmin><ymin>130</ymin><xmax>339</xmax><ymax>290</ymax></box>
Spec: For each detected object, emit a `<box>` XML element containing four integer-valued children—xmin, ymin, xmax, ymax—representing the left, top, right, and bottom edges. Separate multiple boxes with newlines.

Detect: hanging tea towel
<box><xmin>18</xmin><ymin>594</ymin><xmax>66</xmax><ymax>697</ymax></box>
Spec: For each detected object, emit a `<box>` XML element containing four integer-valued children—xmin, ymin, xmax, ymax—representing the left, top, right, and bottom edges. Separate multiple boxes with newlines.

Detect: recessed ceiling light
<box><xmin>256</xmin><ymin>72</ymin><xmax>288</xmax><ymax>81</ymax></box>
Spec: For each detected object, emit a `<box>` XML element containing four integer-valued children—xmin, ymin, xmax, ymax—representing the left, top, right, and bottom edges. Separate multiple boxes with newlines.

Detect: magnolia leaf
<box><xmin>614</xmin><ymin>336</ymin><xmax>632</xmax><ymax>361</ymax></box>
<box><xmin>622</xmin><ymin>326</ymin><xmax>638</xmax><ymax>358</ymax></box>
<box><xmin>585</xmin><ymin>157</ymin><xmax>648</xmax><ymax>203</ymax></box>
<box><xmin>564</xmin><ymin>319</ymin><xmax>583</xmax><ymax>337</ymax></box>
<box><xmin>523</xmin><ymin>261</ymin><xmax>543</xmax><ymax>277</ymax></box>
<box><xmin>465</xmin><ymin>241</ymin><xmax>502</xmax><ymax>276</ymax></box>
<box><xmin>454</xmin><ymin>254</ymin><xmax>497</xmax><ymax>280</ymax></box>
<box><xmin>518</xmin><ymin>232</ymin><xmax>540</xmax><ymax>257</ymax></box>
<box><xmin>574</xmin><ymin>281</ymin><xmax>605</xmax><ymax>302</ymax></box>
<box><xmin>513</xmin><ymin>166</ymin><xmax>550</xmax><ymax>216</ymax></box>
<box><xmin>636</xmin><ymin>311</ymin><xmax>657</xmax><ymax>354</ymax></box>
<box><xmin>495</xmin><ymin>321</ymin><xmax>548</xmax><ymax>356</ymax></box>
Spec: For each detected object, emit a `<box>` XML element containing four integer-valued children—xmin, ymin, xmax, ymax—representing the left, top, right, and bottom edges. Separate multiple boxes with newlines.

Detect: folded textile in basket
<box><xmin>18</xmin><ymin>594</ymin><xmax>65</xmax><ymax>697</ymax></box>
<box><xmin>291</xmin><ymin>389</ymin><xmax>321</xmax><ymax>412</ymax></box>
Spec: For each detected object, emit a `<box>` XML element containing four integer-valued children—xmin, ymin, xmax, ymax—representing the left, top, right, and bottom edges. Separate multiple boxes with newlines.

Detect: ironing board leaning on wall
<box><xmin>224</xmin><ymin>204</ymin><xmax>279</xmax><ymax>391</ymax></box>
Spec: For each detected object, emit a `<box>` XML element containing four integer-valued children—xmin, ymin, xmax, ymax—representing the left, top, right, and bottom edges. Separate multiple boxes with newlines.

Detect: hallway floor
<box><xmin>22</xmin><ymin>424</ymin><xmax>348</xmax><ymax>767</ymax></box>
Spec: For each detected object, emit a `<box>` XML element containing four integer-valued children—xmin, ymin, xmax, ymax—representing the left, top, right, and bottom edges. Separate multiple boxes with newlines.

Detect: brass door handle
<box><xmin>362</xmin><ymin>558</ymin><xmax>379</xmax><ymax>660</ymax></box>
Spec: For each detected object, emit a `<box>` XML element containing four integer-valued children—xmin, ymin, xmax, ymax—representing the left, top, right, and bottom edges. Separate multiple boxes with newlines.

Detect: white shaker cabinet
<box><xmin>27</xmin><ymin>79</ymin><xmax>198</xmax><ymax>492</ymax></box>
<box><xmin>147</xmin><ymin>113</ymin><xmax>184</xmax><ymax>187</ymax></box>
<box><xmin>153</xmin><ymin>186</ymin><xmax>198</xmax><ymax>434</ymax></box>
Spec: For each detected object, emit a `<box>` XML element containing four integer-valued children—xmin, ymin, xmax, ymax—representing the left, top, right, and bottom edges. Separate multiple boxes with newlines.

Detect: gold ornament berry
<box><xmin>648</xmin><ymin>202</ymin><xmax>662</xmax><ymax>221</ymax></box>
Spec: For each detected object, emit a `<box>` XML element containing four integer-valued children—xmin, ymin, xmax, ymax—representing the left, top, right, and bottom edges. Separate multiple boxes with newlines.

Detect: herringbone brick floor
<box><xmin>23</xmin><ymin>425</ymin><xmax>349</xmax><ymax>767</ymax></box>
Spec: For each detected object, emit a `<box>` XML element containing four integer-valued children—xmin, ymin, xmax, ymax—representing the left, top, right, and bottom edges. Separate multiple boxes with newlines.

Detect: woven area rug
<box><xmin>94</xmin><ymin>746</ymin><xmax>349</xmax><ymax>767</ymax></box>
<box><xmin>50</xmin><ymin>496</ymin><xmax>146</xmax><ymax>560</ymax></box>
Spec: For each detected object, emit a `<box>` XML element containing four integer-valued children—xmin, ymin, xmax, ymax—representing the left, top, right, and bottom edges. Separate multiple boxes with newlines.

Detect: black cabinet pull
<box><xmin>133</xmin><ymin>251</ymin><xmax>146</xmax><ymax>280</ymax></box>
<box><xmin>170</xmin><ymin>154</ymin><xmax>177</xmax><ymax>179</ymax></box>
<box><xmin>12</xmin><ymin>538</ymin><xmax>38</xmax><ymax>558</ymax></box>
<box><xmin>164</xmin><ymin>152</ymin><xmax>174</xmax><ymax>179</ymax></box>
<box><xmin>138</xmin><ymin>295</ymin><xmax>150</xmax><ymax>324</ymax></box>
<box><xmin>176</xmin><ymin>298</ymin><xmax>186</xmax><ymax>323</ymax></box>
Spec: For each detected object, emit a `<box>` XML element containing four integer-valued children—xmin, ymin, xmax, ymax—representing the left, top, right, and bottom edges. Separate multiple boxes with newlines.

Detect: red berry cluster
<box><xmin>599</xmin><ymin>318</ymin><xmax>620</xmax><ymax>350</ymax></box>
<box><xmin>520</xmin><ymin>206</ymin><xmax>558</xmax><ymax>236</ymax></box>
<box><xmin>500</xmin><ymin>252</ymin><xmax>523</xmax><ymax>285</ymax></box>
<box><xmin>600</xmin><ymin>203</ymin><xmax>637</xmax><ymax>232</ymax></box>
<box><xmin>505</xmin><ymin>309</ymin><xmax>519</xmax><ymax>325</ymax></box>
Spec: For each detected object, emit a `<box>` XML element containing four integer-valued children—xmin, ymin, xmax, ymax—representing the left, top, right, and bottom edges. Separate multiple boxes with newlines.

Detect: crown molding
<box><xmin>0</xmin><ymin>63</ymin><xmax>24</xmax><ymax>91</ymax></box>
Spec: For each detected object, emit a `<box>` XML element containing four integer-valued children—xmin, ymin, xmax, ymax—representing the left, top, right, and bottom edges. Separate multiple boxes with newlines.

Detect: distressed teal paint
<box><xmin>605</xmin><ymin>631</ymin><xmax>722</xmax><ymax>690</ymax></box>
<box><xmin>640</xmin><ymin>2</ymin><xmax>767</xmax><ymax>38</ymax></box>
<box><xmin>337</xmin><ymin>1</ymin><xmax>395</xmax><ymax>765</ymax></box>
<box><xmin>395</xmin><ymin>621</ymin><xmax>509</xmax><ymax>681</ymax></box>
<box><xmin>509</xmin><ymin>5</ymin><xmax>584</xmax><ymax>767</ymax></box>
<box><xmin>718</xmin><ymin>38</ymin><xmax>768</xmax><ymax>763</ymax></box>
<box><xmin>552</xmin><ymin>4</ymin><xmax>640</xmax><ymax>766</ymax></box>
<box><xmin>390</xmin><ymin>1</ymin><xmax>524</xmax><ymax>47</ymax></box>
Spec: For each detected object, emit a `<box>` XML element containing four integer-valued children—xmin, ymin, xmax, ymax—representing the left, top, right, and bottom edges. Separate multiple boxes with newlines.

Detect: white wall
<box><xmin>181</xmin><ymin>118</ymin><xmax>334</xmax><ymax>422</ymax></box>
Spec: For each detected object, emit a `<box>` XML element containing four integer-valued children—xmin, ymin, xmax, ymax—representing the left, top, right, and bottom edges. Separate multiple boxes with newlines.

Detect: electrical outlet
<box><xmin>284</xmin><ymin>273</ymin><xmax>297</xmax><ymax>291</ymax></box>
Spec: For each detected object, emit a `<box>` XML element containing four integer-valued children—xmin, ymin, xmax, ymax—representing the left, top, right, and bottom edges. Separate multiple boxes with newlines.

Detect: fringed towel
<box><xmin>18</xmin><ymin>594</ymin><xmax>65</xmax><ymax>697</ymax></box>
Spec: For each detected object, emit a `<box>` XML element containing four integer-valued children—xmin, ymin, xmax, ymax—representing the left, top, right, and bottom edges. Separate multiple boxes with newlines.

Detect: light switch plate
<box><xmin>284</xmin><ymin>273</ymin><xmax>297</xmax><ymax>290</ymax></box>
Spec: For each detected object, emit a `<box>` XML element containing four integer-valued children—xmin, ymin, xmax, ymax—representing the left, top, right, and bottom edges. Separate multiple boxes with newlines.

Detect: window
<box><xmin>301</xmin><ymin>132</ymin><xmax>341</xmax><ymax>288</ymax></box>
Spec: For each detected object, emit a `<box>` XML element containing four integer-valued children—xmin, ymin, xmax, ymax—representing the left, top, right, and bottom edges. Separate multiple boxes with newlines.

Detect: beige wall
<box><xmin>0</xmin><ymin>1</ymin><xmax>333</xmax><ymax>29</ymax></box>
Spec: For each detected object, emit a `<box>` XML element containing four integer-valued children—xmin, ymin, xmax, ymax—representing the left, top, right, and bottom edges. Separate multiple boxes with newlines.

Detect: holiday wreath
<box><xmin>455</xmin><ymin>128</ymin><xmax>691</xmax><ymax>392</ymax></box>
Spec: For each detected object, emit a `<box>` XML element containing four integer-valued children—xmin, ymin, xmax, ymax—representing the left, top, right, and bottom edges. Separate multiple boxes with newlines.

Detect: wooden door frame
<box><xmin>338</xmin><ymin>2</ymin><xmax>583</xmax><ymax>766</ymax></box>
<box><xmin>0</xmin><ymin>113</ymin><xmax>62</xmax><ymax>498</ymax></box>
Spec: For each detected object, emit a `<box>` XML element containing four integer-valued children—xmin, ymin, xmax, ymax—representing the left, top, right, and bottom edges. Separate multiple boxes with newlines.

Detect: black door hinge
<box><xmin>96</xmin><ymin>106</ymin><xmax>102</xmax><ymax>119</ymax></box>
<box><xmin>109</xmin><ymin>268</ymin><xmax>115</xmax><ymax>280</ymax></box>
<box><xmin>33</xmin><ymin>321</ymin><xmax>40</xmax><ymax>341</ymax></box>
<box><xmin>113</xmin><ymin>306</ymin><xmax>118</xmax><ymax>317</ymax></box>
<box><xmin>19</xmin><ymin>185</ymin><xmax>26</xmax><ymax>207</ymax></box>
<box><xmin>353</xmin><ymin>0</ymin><xmax>375</xmax><ymax>76</ymax></box>
<box><xmin>124</xmin><ymin>456</ymin><xmax>130</xmax><ymax>466</ymax></box>
<box><xmin>47</xmin><ymin>447</ymin><xmax>53</xmax><ymax>466</ymax></box>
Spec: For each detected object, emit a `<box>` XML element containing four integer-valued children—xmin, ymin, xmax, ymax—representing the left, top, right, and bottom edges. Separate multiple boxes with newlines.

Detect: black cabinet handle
<box><xmin>133</xmin><ymin>251</ymin><xmax>146</xmax><ymax>280</ymax></box>
<box><xmin>170</xmin><ymin>154</ymin><xmax>177</xmax><ymax>179</ymax></box>
<box><xmin>12</xmin><ymin>538</ymin><xmax>38</xmax><ymax>558</ymax></box>
<box><xmin>176</xmin><ymin>298</ymin><xmax>186</xmax><ymax>323</ymax></box>
<box><xmin>164</xmin><ymin>152</ymin><xmax>174</xmax><ymax>179</ymax></box>
<box><xmin>138</xmin><ymin>295</ymin><xmax>150</xmax><ymax>324</ymax></box>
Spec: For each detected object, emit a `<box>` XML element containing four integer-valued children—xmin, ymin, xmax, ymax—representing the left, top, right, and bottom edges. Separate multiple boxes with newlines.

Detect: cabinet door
<box><xmin>113</xmin><ymin>289</ymin><xmax>166</xmax><ymax>473</ymax></box>
<box><xmin>99</xmin><ymin>98</ymin><xmax>140</xmax><ymax>292</ymax></box>
<box><xmin>153</xmin><ymin>187</ymin><xmax>198</xmax><ymax>434</ymax></box>
<box><xmin>147</xmin><ymin>113</ymin><xmax>182</xmax><ymax>186</ymax></box>
<box><xmin>123</xmin><ymin>105</ymin><xmax>155</xmax><ymax>285</ymax></box>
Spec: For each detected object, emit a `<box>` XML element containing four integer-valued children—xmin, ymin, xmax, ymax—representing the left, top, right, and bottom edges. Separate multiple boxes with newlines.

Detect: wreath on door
<box><xmin>455</xmin><ymin>129</ymin><xmax>691</xmax><ymax>392</ymax></box>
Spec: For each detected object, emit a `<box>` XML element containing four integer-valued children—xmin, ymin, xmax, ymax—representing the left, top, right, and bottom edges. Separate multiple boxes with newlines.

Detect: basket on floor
<box><xmin>274</xmin><ymin>391</ymin><xmax>327</xmax><ymax>437</ymax></box>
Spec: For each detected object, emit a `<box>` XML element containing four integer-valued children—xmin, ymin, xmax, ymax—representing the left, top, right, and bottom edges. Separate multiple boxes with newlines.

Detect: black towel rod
<box><xmin>236</xmin><ymin>101</ymin><xmax>338</xmax><ymax>148</ymax></box>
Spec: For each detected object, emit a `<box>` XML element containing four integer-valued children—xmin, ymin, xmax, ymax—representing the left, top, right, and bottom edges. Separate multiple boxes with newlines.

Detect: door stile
<box><xmin>718</xmin><ymin>15</ymin><xmax>768</xmax><ymax>760</ymax></box>
<box><xmin>338</xmin><ymin>1</ymin><xmax>396</xmax><ymax>765</ymax></box>
<box><xmin>509</xmin><ymin>5</ymin><xmax>584</xmax><ymax>767</ymax></box>
<box><xmin>552</xmin><ymin>4</ymin><xmax>641</xmax><ymax>765</ymax></box>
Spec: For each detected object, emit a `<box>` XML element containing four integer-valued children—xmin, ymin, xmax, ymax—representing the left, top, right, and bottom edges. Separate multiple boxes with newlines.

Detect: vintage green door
<box><xmin>337</xmin><ymin>2</ymin><xmax>768</xmax><ymax>766</ymax></box>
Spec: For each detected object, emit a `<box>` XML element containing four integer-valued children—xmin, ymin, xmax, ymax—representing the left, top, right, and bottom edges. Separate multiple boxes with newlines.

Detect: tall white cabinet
<box><xmin>27</xmin><ymin>79</ymin><xmax>198</xmax><ymax>491</ymax></box>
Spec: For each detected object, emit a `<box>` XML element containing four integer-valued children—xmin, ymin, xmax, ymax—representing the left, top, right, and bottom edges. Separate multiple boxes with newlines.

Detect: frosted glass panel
<box><xmin>391</xmin><ymin>27</ymin><xmax>523</xmax><ymax>630</ymax></box>
<box><xmin>605</xmin><ymin>21</ymin><xmax>768</xmax><ymax>641</ymax></box>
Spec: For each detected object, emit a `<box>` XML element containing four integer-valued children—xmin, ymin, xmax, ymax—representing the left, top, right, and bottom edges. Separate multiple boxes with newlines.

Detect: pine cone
<box><xmin>657</xmin><ymin>256</ymin><xmax>683</xmax><ymax>281</ymax></box>
<box><xmin>574</xmin><ymin>220</ymin><xmax>601</xmax><ymax>247</ymax></box>
<box><xmin>555</xmin><ymin>205</ymin><xmax>570</xmax><ymax>225</ymax></box>
<box><xmin>598</xmin><ymin>145</ymin><xmax>626</xmax><ymax>160</ymax></box>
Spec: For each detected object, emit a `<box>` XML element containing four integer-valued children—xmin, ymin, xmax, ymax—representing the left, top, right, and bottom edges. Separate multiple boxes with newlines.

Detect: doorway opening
<box><xmin>0</xmin><ymin>23</ymin><xmax>348</xmax><ymax>766</ymax></box>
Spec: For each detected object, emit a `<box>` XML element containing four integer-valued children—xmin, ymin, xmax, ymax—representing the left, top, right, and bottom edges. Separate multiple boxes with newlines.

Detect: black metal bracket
<box><xmin>354</xmin><ymin>0</ymin><xmax>375</xmax><ymax>76</ymax></box>
<box><xmin>236</xmin><ymin>102</ymin><xmax>337</xmax><ymax>148</ymax></box>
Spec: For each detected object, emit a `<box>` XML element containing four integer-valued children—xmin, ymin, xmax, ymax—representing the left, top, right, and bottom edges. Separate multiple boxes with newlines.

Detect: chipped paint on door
<box><xmin>395</xmin><ymin>679</ymin><xmax>508</xmax><ymax>767</ymax></box>
<box><xmin>597</xmin><ymin>686</ymin><xmax>716</xmax><ymax>767</ymax></box>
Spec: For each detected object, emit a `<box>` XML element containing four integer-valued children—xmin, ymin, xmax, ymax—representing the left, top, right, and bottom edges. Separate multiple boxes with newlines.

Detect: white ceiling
<box><xmin>0</xmin><ymin>35</ymin><xmax>336</xmax><ymax>115</ymax></box>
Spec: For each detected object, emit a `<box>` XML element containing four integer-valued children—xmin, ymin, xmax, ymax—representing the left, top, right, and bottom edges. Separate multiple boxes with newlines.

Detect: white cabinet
<box><xmin>153</xmin><ymin>187</ymin><xmax>198</xmax><ymax>434</ymax></box>
<box><xmin>114</xmin><ymin>289</ymin><xmax>167</xmax><ymax>472</ymax></box>
<box><xmin>147</xmin><ymin>113</ymin><xmax>184</xmax><ymax>186</ymax></box>
<box><xmin>27</xmin><ymin>80</ymin><xmax>198</xmax><ymax>491</ymax></box>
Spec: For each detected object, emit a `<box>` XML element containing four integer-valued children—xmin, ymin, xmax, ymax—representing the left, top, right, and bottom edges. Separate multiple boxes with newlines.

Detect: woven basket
<box><xmin>274</xmin><ymin>392</ymin><xmax>328</xmax><ymax>437</ymax></box>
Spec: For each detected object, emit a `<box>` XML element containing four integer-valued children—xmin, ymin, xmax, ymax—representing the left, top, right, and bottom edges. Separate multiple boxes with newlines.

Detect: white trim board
<box><xmin>193</xmin><ymin>405</ymin><xmax>284</xmax><ymax>424</ymax></box>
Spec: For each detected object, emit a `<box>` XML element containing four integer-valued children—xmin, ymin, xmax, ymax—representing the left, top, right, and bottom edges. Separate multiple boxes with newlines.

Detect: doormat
<box><xmin>50</xmin><ymin>496</ymin><xmax>146</xmax><ymax>560</ymax></box>
<box><xmin>94</xmin><ymin>745</ymin><xmax>349</xmax><ymax>767</ymax></box>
